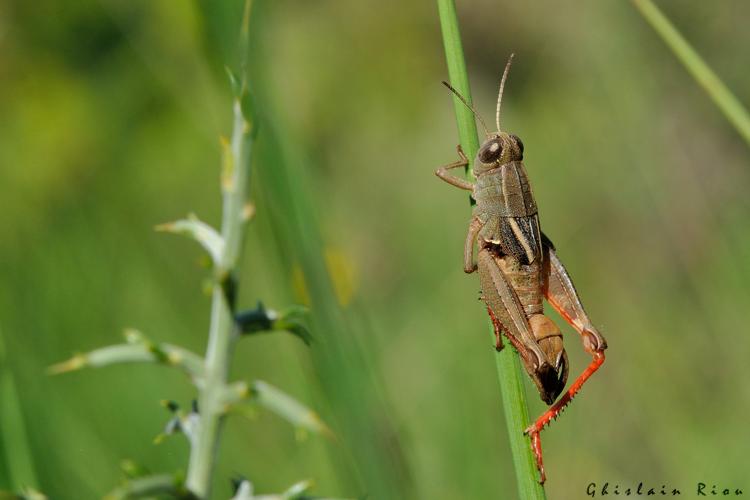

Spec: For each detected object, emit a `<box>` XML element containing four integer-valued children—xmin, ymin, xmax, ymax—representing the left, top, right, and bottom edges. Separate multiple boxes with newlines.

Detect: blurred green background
<box><xmin>2</xmin><ymin>0</ymin><xmax>750</xmax><ymax>498</ymax></box>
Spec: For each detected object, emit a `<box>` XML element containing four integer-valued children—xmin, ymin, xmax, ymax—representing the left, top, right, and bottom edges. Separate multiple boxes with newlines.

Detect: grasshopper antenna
<box><xmin>496</xmin><ymin>53</ymin><xmax>515</xmax><ymax>131</ymax></box>
<box><xmin>442</xmin><ymin>81</ymin><xmax>491</xmax><ymax>137</ymax></box>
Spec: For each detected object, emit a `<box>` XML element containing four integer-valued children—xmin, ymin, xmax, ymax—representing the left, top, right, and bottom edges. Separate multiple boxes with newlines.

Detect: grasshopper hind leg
<box><xmin>524</xmin><ymin>352</ymin><xmax>606</xmax><ymax>484</ymax></box>
<box><xmin>522</xmin><ymin>234</ymin><xmax>608</xmax><ymax>483</ymax></box>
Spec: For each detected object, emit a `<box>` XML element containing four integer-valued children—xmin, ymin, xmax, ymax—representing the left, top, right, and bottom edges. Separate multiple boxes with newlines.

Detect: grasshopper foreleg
<box><xmin>435</xmin><ymin>145</ymin><xmax>473</xmax><ymax>191</ymax></box>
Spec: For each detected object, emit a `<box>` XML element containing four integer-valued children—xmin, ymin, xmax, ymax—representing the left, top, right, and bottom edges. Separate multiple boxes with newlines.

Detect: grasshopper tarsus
<box><xmin>528</xmin><ymin>432</ymin><xmax>546</xmax><ymax>484</ymax></box>
<box><xmin>487</xmin><ymin>307</ymin><xmax>505</xmax><ymax>351</ymax></box>
<box><xmin>437</xmin><ymin>55</ymin><xmax>607</xmax><ymax>484</ymax></box>
<box><xmin>455</xmin><ymin>143</ymin><xmax>468</xmax><ymax>162</ymax></box>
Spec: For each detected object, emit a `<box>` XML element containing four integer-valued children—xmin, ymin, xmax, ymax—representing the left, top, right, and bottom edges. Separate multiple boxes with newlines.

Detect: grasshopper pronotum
<box><xmin>435</xmin><ymin>55</ymin><xmax>607</xmax><ymax>484</ymax></box>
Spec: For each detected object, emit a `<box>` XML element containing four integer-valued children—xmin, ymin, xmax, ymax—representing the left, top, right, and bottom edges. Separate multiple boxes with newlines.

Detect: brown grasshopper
<box><xmin>435</xmin><ymin>55</ymin><xmax>607</xmax><ymax>484</ymax></box>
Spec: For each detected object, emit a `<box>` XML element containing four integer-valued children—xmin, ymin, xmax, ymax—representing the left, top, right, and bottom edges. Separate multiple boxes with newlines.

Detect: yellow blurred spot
<box><xmin>294</xmin><ymin>427</ymin><xmax>309</xmax><ymax>442</ymax></box>
<box><xmin>219</xmin><ymin>135</ymin><xmax>234</xmax><ymax>191</ymax></box>
<box><xmin>325</xmin><ymin>247</ymin><xmax>357</xmax><ymax>306</ymax></box>
<box><xmin>123</xmin><ymin>328</ymin><xmax>144</xmax><ymax>344</ymax></box>
<box><xmin>291</xmin><ymin>247</ymin><xmax>357</xmax><ymax>307</ymax></box>
<box><xmin>47</xmin><ymin>354</ymin><xmax>86</xmax><ymax>375</ymax></box>
<box><xmin>153</xmin><ymin>221</ymin><xmax>176</xmax><ymax>232</ymax></box>
<box><xmin>291</xmin><ymin>264</ymin><xmax>311</xmax><ymax>306</ymax></box>
<box><xmin>242</xmin><ymin>202</ymin><xmax>256</xmax><ymax>221</ymax></box>
<box><xmin>306</xmin><ymin>411</ymin><xmax>334</xmax><ymax>439</ymax></box>
<box><xmin>201</xmin><ymin>279</ymin><xmax>214</xmax><ymax>296</ymax></box>
<box><xmin>167</xmin><ymin>351</ymin><xmax>182</xmax><ymax>366</ymax></box>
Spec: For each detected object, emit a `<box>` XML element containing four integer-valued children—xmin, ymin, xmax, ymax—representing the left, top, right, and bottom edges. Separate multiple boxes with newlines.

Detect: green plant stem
<box><xmin>436</xmin><ymin>1</ymin><xmax>546</xmax><ymax>498</ymax></box>
<box><xmin>185</xmin><ymin>98</ymin><xmax>253</xmax><ymax>498</ymax></box>
<box><xmin>631</xmin><ymin>0</ymin><xmax>750</xmax><ymax>146</ymax></box>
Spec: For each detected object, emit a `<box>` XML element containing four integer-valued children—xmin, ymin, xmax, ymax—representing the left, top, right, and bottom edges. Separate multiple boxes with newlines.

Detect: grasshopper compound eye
<box><xmin>478</xmin><ymin>138</ymin><xmax>503</xmax><ymax>164</ymax></box>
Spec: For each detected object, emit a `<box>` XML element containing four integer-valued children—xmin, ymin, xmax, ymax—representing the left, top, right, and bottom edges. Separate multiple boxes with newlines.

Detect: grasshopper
<box><xmin>435</xmin><ymin>55</ymin><xmax>607</xmax><ymax>483</ymax></box>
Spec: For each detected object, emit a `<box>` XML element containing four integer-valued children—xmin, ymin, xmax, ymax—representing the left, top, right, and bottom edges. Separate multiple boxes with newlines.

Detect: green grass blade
<box><xmin>245</xmin><ymin>4</ymin><xmax>414</xmax><ymax>497</ymax></box>
<box><xmin>631</xmin><ymin>0</ymin><xmax>750</xmax><ymax>146</ymax></box>
<box><xmin>250</xmin><ymin>112</ymin><xmax>412</xmax><ymax>499</ymax></box>
<box><xmin>437</xmin><ymin>0</ymin><xmax>480</xmax><ymax>161</ymax></box>
<box><xmin>436</xmin><ymin>1</ymin><xmax>547</xmax><ymax>498</ymax></box>
<box><xmin>0</xmin><ymin>329</ymin><xmax>39</xmax><ymax>492</ymax></box>
<box><xmin>494</xmin><ymin>349</ymin><xmax>546</xmax><ymax>499</ymax></box>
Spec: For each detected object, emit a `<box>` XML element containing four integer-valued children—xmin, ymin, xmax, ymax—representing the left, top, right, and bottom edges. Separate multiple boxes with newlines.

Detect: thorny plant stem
<box><xmin>436</xmin><ymin>0</ymin><xmax>547</xmax><ymax>498</ymax></box>
<box><xmin>631</xmin><ymin>0</ymin><xmax>750</xmax><ymax>146</ymax></box>
<box><xmin>186</xmin><ymin>99</ymin><xmax>253</xmax><ymax>498</ymax></box>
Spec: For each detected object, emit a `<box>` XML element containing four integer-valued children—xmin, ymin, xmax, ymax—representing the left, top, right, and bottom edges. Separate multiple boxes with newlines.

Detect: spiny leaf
<box><xmin>120</xmin><ymin>460</ymin><xmax>151</xmax><ymax>480</ymax></box>
<box><xmin>49</xmin><ymin>334</ymin><xmax>205</xmax><ymax>381</ymax></box>
<box><xmin>0</xmin><ymin>489</ymin><xmax>47</xmax><ymax>500</ymax></box>
<box><xmin>248</xmin><ymin>380</ymin><xmax>331</xmax><ymax>438</ymax></box>
<box><xmin>104</xmin><ymin>473</ymin><xmax>195</xmax><ymax>500</ymax></box>
<box><xmin>236</xmin><ymin>302</ymin><xmax>313</xmax><ymax>345</ymax></box>
<box><xmin>226</xmin><ymin>66</ymin><xmax>241</xmax><ymax>98</ymax></box>
<box><xmin>230</xmin><ymin>479</ymin><xmax>254</xmax><ymax>500</ymax></box>
<box><xmin>154</xmin><ymin>399</ymin><xmax>199</xmax><ymax>445</ymax></box>
<box><xmin>156</xmin><ymin>214</ymin><xmax>224</xmax><ymax>264</ymax></box>
<box><xmin>235</xmin><ymin>478</ymin><xmax>355</xmax><ymax>500</ymax></box>
<box><xmin>281</xmin><ymin>480</ymin><xmax>313</xmax><ymax>498</ymax></box>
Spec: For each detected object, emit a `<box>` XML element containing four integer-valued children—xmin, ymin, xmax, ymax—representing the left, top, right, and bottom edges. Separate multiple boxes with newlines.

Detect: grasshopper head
<box><xmin>466</xmin><ymin>53</ymin><xmax>525</xmax><ymax>175</ymax></box>
<box><xmin>473</xmin><ymin>133</ymin><xmax>524</xmax><ymax>174</ymax></box>
<box><xmin>442</xmin><ymin>54</ymin><xmax>524</xmax><ymax>174</ymax></box>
